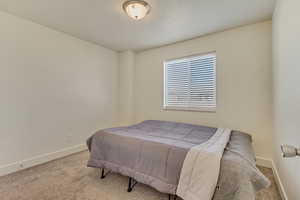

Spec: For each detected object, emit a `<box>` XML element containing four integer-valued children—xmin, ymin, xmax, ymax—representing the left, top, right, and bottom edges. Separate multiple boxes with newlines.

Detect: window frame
<box><xmin>163</xmin><ymin>52</ymin><xmax>217</xmax><ymax>112</ymax></box>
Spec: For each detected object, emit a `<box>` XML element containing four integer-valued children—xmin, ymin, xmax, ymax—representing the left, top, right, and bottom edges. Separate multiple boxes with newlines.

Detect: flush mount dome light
<box><xmin>123</xmin><ymin>0</ymin><xmax>151</xmax><ymax>20</ymax></box>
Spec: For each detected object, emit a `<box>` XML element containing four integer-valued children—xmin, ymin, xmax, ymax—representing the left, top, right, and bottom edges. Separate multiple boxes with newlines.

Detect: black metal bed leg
<box><xmin>127</xmin><ymin>177</ymin><xmax>138</xmax><ymax>192</ymax></box>
<box><xmin>127</xmin><ymin>177</ymin><xmax>133</xmax><ymax>192</ymax></box>
<box><xmin>101</xmin><ymin>168</ymin><xmax>105</xmax><ymax>179</ymax></box>
<box><xmin>100</xmin><ymin>168</ymin><xmax>110</xmax><ymax>179</ymax></box>
<box><xmin>168</xmin><ymin>194</ymin><xmax>177</xmax><ymax>200</ymax></box>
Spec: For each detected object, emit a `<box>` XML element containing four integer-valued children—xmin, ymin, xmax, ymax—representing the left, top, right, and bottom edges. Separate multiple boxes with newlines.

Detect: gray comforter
<box><xmin>87</xmin><ymin>120</ymin><xmax>270</xmax><ymax>200</ymax></box>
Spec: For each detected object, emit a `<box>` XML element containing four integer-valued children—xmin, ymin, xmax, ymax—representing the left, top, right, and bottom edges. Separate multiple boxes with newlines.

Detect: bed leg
<box><xmin>100</xmin><ymin>168</ymin><xmax>105</xmax><ymax>179</ymax></box>
<box><xmin>127</xmin><ymin>177</ymin><xmax>138</xmax><ymax>192</ymax></box>
<box><xmin>127</xmin><ymin>177</ymin><xmax>133</xmax><ymax>192</ymax></box>
<box><xmin>168</xmin><ymin>194</ymin><xmax>177</xmax><ymax>200</ymax></box>
<box><xmin>100</xmin><ymin>168</ymin><xmax>111</xmax><ymax>179</ymax></box>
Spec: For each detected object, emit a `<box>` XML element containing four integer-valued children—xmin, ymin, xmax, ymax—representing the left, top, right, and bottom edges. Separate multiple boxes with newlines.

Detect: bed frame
<box><xmin>100</xmin><ymin>168</ymin><xmax>178</xmax><ymax>200</ymax></box>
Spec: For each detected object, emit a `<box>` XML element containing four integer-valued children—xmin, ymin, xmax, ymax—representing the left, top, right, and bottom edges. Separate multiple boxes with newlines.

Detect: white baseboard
<box><xmin>256</xmin><ymin>156</ymin><xmax>288</xmax><ymax>200</ymax></box>
<box><xmin>256</xmin><ymin>156</ymin><xmax>273</xmax><ymax>168</ymax></box>
<box><xmin>0</xmin><ymin>144</ymin><xmax>88</xmax><ymax>177</ymax></box>
<box><xmin>271</xmin><ymin>160</ymin><xmax>288</xmax><ymax>200</ymax></box>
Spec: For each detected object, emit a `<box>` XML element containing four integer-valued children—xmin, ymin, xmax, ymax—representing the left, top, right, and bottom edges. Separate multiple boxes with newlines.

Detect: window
<box><xmin>164</xmin><ymin>53</ymin><xmax>216</xmax><ymax>112</ymax></box>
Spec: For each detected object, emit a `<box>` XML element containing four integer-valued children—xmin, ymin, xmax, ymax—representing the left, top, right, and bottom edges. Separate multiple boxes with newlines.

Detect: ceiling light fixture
<box><xmin>123</xmin><ymin>0</ymin><xmax>151</xmax><ymax>20</ymax></box>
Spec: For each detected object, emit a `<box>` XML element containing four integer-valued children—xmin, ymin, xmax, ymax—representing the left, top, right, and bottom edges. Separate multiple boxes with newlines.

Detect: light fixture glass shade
<box><xmin>123</xmin><ymin>0</ymin><xmax>151</xmax><ymax>20</ymax></box>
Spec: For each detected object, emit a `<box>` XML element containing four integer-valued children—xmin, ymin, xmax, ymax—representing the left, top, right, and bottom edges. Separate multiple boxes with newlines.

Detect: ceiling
<box><xmin>0</xmin><ymin>0</ymin><xmax>275</xmax><ymax>51</ymax></box>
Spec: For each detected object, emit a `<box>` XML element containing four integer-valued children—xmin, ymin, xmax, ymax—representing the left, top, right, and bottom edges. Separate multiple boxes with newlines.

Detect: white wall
<box><xmin>133</xmin><ymin>21</ymin><xmax>273</xmax><ymax>158</ymax></box>
<box><xmin>0</xmin><ymin>11</ymin><xmax>119</xmax><ymax>173</ymax></box>
<box><xmin>119</xmin><ymin>51</ymin><xmax>135</xmax><ymax>126</ymax></box>
<box><xmin>272</xmin><ymin>0</ymin><xmax>300</xmax><ymax>199</ymax></box>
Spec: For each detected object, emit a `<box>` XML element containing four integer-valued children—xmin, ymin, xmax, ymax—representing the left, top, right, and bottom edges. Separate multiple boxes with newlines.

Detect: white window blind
<box><xmin>164</xmin><ymin>53</ymin><xmax>216</xmax><ymax>112</ymax></box>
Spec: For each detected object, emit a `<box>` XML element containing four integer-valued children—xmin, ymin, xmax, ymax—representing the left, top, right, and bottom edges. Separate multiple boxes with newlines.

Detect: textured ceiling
<box><xmin>0</xmin><ymin>0</ymin><xmax>275</xmax><ymax>51</ymax></box>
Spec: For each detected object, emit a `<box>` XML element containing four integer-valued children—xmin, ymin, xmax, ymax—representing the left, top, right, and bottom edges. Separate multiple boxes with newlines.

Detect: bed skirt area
<box><xmin>88</xmin><ymin>158</ymin><xmax>178</xmax><ymax>194</ymax></box>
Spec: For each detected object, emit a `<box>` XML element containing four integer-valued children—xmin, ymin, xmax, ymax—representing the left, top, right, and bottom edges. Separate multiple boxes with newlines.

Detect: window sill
<box><xmin>163</xmin><ymin>106</ymin><xmax>216</xmax><ymax>113</ymax></box>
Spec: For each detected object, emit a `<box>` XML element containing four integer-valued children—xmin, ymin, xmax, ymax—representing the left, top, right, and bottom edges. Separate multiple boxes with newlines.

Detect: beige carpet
<box><xmin>0</xmin><ymin>151</ymin><xmax>281</xmax><ymax>200</ymax></box>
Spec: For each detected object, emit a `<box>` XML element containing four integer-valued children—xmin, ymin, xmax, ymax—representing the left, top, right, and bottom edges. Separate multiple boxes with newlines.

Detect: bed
<box><xmin>87</xmin><ymin>120</ymin><xmax>270</xmax><ymax>200</ymax></box>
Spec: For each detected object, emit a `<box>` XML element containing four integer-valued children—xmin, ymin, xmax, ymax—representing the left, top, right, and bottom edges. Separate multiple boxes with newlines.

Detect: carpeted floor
<box><xmin>0</xmin><ymin>151</ymin><xmax>281</xmax><ymax>200</ymax></box>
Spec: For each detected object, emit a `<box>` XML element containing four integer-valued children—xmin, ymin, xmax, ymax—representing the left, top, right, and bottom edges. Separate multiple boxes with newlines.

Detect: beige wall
<box><xmin>119</xmin><ymin>51</ymin><xmax>135</xmax><ymax>126</ymax></box>
<box><xmin>272</xmin><ymin>0</ymin><xmax>300</xmax><ymax>199</ymax></box>
<box><xmin>133</xmin><ymin>21</ymin><xmax>273</xmax><ymax>158</ymax></box>
<box><xmin>0</xmin><ymin>11</ymin><xmax>119</xmax><ymax>173</ymax></box>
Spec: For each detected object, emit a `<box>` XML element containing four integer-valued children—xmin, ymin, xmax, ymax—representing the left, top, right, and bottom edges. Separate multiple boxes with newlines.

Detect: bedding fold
<box><xmin>176</xmin><ymin>128</ymin><xmax>231</xmax><ymax>200</ymax></box>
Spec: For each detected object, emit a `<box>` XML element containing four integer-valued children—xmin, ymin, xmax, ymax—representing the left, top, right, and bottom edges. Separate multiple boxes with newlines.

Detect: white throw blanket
<box><xmin>176</xmin><ymin>128</ymin><xmax>231</xmax><ymax>200</ymax></box>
